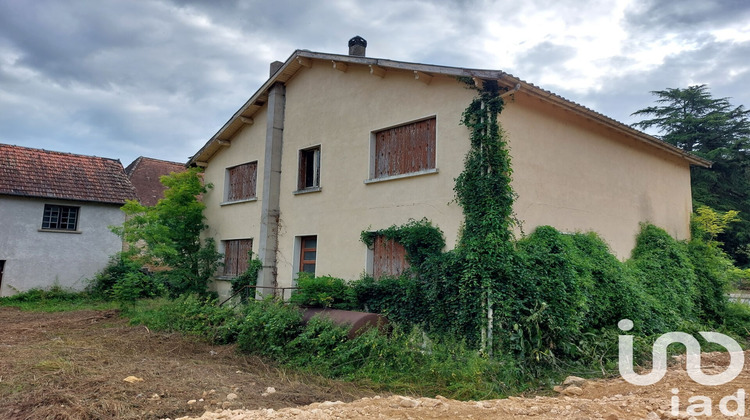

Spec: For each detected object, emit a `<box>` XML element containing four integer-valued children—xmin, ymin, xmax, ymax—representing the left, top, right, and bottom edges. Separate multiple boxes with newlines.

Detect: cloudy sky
<box><xmin>1</xmin><ymin>0</ymin><xmax>749</xmax><ymax>167</ymax></box>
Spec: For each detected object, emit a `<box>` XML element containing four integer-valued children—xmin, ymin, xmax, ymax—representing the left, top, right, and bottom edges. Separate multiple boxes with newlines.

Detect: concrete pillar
<box><xmin>256</xmin><ymin>81</ymin><xmax>285</xmax><ymax>297</ymax></box>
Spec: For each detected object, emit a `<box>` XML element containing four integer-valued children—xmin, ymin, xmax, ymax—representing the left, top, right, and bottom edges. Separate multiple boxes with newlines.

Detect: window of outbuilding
<box><xmin>41</xmin><ymin>204</ymin><xmax>79</xmax><ymax>231</ymax></box>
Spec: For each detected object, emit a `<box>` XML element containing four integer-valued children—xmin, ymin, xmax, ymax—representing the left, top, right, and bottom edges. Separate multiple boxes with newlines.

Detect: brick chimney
<box><xmin>348</xmin><ymin>36</ymin><xmax>367</xmax><ymax>56</ymax></box>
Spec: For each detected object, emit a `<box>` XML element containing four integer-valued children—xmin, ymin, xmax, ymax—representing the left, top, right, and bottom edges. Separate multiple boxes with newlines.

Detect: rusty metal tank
<box><xmin>301</xmin><ymin>308</ymin><xmax>389</xmax><ymax>339</ymax></box>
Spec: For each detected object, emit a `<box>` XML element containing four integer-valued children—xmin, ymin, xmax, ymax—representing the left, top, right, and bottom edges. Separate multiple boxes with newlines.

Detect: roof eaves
<box><xmin>187</xmin><ymin>50</ymin><xmax>711</xmax><ymax>169</ymax></box>
<box><xmin>508</xmin><ymin>78</ymin><xmax>712</xmax><ymax>168</ymax></box>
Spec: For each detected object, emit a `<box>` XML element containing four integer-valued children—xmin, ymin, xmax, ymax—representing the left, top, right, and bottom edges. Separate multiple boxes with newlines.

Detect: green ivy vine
<box><xmin>454</xmin><ymin>79</ymin><xmax>516</xmax><ymax>353</ymax></box>
<box><xmin>361</xmin><ymin>218</ymin><xmax>445</xmax><ymax>267</ymax></box>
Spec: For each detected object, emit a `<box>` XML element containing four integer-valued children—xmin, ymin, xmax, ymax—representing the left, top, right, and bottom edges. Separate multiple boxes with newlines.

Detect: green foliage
<box><xmin>632</xmin><ymin>85</ymin><xmax>750</xmax><ymax>266</ymax></box>
<box><xmin>236</xmin><ymin>299</ymin><xmax>304</xmax><ymax>358</ymax></box>
<box><xmin>89</xmin><ymin>253</ymin><xmax>165</xmax><ymax>305</ymax></box>
<box><xmin>125</xmin><ymin>294</ymin><xmax>240</xmax><ymax>344</ymax></box>
<box><xmin>361</xmin><ymin>218</ymin><xmax>446</xmax><ymax>267</ymax></box>
<box><xmin>692</xmin><ymin>206</ymin><xmax>741</xmax><ymax>244</ymax></box>
<box><xmin>565</xmin><ymin>232</ymin><xmax>641</xmax><ymax>330</ymax></box>
<box><xmin>351</xmin><ymin>275</ymin><xmax>426</xmax><ymax>325</ymax></box>
<box><xmin>452</xmin><ymin>80</ymin><xmax>516</xmax><ymax>351</ymax></box>
<box><xmin>626</xmin><ymin>224</ymin><xmax>697</xmax><ymax>331</ymax></box>
<box><xmin>230</xmin><ymin>252</ymin><xmax>263</xmax><ymax>299</ymax></box>
<box><xmin>289</xmin><ymin>273</ymin><xmax>358</xmax><ymax>310</ymax></box>
<box><xmin>113</xmin><ymin>168</ymin><xmax>223</xmax><ymax>297</ymax></box>
<box><xmin>0</xmin><ymin>287</ymin><xmax>116</xmax><ymax>312</ymax></box>
<box><xmin>510</xmin><ymin>227</ymin><xmax>588</xmax><ymax>363</ymax></box>
<box><xmin>723</xmin><ymin>301</ymin><xmax>750</xmax><ymax>338</ymax></box>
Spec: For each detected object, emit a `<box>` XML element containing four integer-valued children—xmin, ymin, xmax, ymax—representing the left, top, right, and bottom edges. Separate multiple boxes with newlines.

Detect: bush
<box><xmin>352</xmin><ymin>274</ymin><xmax>426</xmax><ymax>325</ymax></box>
<box><xmin>126</xmin><ymin>294</ymin><xmax>240</xmax><ymax>344</ymax></box>
<box><xmin>626</xmin><ymin>224</ymin><xmax>698</xmax><ymax>332</ymax></box>
<box><xmin>237</xmin><ymin>299</ymin><xmax>304</xmax><ymax>358</ymax></box>
<box><xmin>688</xmin><ymin>238</ymin><xmax>731</xmax><ymax>325</ymax></box>
<box><xmin>723</xmin><ymin>301</ymin><xmax>750</xmax><ymax>338</ymax></box>
<box><xmin>510</xmin><ymin>226</ymin><xmax>588</xmax><ymax>362</ymax></box>
<box><xmin>564</xmin><ymin>232</ymin><xmax>641</xmax><ymax>330</ymax></box>
<box><xmin>289</xmin><ymin>274</ymin><xmax>358</xmax><ymax>310</ymax></box>
<box><xmin>88</xmin><ymin>253</ymin><xmax>165</xmax><ymax>304</ymax></box>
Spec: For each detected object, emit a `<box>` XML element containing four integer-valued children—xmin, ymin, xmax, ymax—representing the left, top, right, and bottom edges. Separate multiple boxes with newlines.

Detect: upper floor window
<box><xmin>297</xmin><ymin>146</ymin><xmax>321</xmax><ymax>191</ymax></box>
<box><xmin>226</xmin><ymin>161</ymin><xmax>257</xmax><ymax>202</ymax></box>
<box><xmin>371</xmin><ymin>117</ymin><xmax>436</xmax><ymax>180</ymax></box>
<box><xmin>42</xmin><ymin>204</ymin><xmax>79</xmax><ymax>231</ymax></box>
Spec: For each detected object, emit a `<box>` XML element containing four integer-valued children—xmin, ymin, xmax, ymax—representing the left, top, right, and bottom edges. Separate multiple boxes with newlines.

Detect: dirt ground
<box><xmin>0</xmin><ymin>307</ymin><xmax>379</xmax><ymax>420</ymax></box>
<box><xmin>3</xmin><ymin>307</ymin><xmax>750</xmax><ymax>420</ymax></box>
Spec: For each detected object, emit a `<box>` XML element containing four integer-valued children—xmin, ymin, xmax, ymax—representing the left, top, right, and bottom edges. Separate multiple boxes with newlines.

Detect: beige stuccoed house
<box><xmin>189</xmin><ymin>37</ymin><xmax>710</xmax><ymax>300</ymax></box>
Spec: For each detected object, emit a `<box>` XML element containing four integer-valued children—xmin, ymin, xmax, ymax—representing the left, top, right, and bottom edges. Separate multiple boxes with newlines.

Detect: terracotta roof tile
<box><xmin>125</xmin><ymin>156</ymin><xmax>187</xmax><ymax>206</ymax></box>
<box><xmin>0</xmin><ymin>144</ymin><xmax>137</xmax><ymax>204</ymax></box>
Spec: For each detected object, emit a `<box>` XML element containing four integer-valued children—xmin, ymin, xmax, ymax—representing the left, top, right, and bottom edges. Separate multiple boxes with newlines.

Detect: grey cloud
<box><xmin>625</xmin><ymin>0</ymin><xmax>750</xmax><ymax>32</ymax></box>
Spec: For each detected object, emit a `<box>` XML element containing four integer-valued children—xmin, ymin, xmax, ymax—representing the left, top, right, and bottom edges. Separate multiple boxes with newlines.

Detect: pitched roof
<box><xmin>0</xmin><ymin>144</ymin><xmax>137</xmax><ymax>204</ymax></box>
<box><xmin>125</xmin><ymin>156</ymin><xmax>187</xmax><ymax>206</ymax></box>
<box><xmin>188</xmin><ymin>49</ymin><xmax>711</xmax><ymax>168</ymax></box>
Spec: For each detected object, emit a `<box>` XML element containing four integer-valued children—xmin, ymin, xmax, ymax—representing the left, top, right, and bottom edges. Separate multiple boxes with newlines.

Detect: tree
<box><xmin>114</xmin><ymin>168</ymin><xmax>222</xmax><ymax>296</ymax></box>
<box><xmin>632</xmin><ymin>85</ymin><xmax>750</xmax><ymax>266</ymax></box>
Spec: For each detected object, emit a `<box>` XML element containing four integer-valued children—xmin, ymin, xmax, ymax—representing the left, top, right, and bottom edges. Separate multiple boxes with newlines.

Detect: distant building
<box><xmin>0</xmin><ymin>144</ymin><xmax>136</xmax><ymax>296</ymax></box>
<box><xmin>188</xmin><ymin>37</ymin><xmax>710</xmax><ymax>300</ymax></box>
<box><xmin>125</xmin><ymin>156</ymin><xmax>186</xmax><ymax>206</ymax></box>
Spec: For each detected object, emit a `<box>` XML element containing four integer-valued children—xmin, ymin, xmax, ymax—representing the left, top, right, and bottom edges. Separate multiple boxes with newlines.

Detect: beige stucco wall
<box><xmin>201</xmin><ymin>59</ymin><xmax>694</xmax><ymax>290</ymax></box>
<box><xmin>501</xmin><ymin>93</ymin><xmax>692</xmax><ymax>258</ymax></box>
<box><xmin>277</xmin><ymin>64</ymin><xmax>473</xmax><ymax>285</ymax></box>
<box><xmin>202</xmin><ymin>106</ymin><xmax>268</xmax><ymax>291</ymax></box>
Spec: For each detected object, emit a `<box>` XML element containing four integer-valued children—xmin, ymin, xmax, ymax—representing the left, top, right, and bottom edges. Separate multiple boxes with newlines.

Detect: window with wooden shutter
<box><xmin>373</xmin><ymin>117</ymin><xmax>436</xmax><ymax>179</ymax></box>
<box><xmin>226</xmin><ymin>162</ymin><xmax>257</xmax><ymax>201</ymax></box>
<box><xmin>372</xmin><ymin>235</ymin><xmax>409</xmax><ymax>279</ymax></box>
<box><xmin>223</xmin><ymin>239</ymin><xmax>253</xmax><ymax>277</ymax></box>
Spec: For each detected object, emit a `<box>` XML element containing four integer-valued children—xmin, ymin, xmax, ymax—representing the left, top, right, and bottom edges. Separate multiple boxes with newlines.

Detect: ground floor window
<box><xmin>372</xmin><ymin>235</ymin><xmax>409</xmax><ymax>279</ymax></box>
<box><xmin>223</xmin><ymin>239</ymin><xmax>253</xmax><ymax>277</ymax></box>
<box><xmin>299</xmin><ymin>236</ymin><xmax>317</xmax><ymax>275</ymax></box>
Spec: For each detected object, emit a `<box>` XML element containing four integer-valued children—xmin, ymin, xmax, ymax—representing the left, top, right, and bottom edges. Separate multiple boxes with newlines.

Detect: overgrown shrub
<box><xmin>289</xmin><ymin>274</ymin><xmax>358</xmax><ymax>310</ymax></box>
<box><xmin>361</xmin><ymin>218</ymin><xmax>446</xmax><ymax>267</ymax></box>
<box><xmin>510</xmin><ymin>227</ymin><xmax>587</xmax><ymax>363</ymax></box>
<box><xmin>723</xmin><ymin>301</ymin><xmax>750</xmax><ymax>338</ymax></box>
<box><xmin>237</xmin><ymin>299</ymin><xmax>304</xmax><ymax>358</ymax></box>
<box><xmin>126</xmin><ymin>294</ymin><xmax>240</xmax><ymax>344</ymax></box>
<box><xmin>230</xmin><ymin>252</ymin><xmax>263</xmax><ymax>302</ymax></box>
<box><xmin>627</xmin><ymin>224</ymin><xmax>697</xmax><ymax>332</ymax></box>
<box><xmin>688</xmin><ymin>238</ymin><xmax>731</xmax><ymax>325</ymax></box>
<box><xmin>88</xmin><ymin>253</ymin><xmax>165</xmax><ymax>304</ymax></box>
<box><xmin>564</xmin><ymin>232</ymin><xmax>641</xmax><ymax>330</ymax></box>
<box><xmin>352</xmin><ymin>274</ymin><xmax>426</xmax><ymax>325</ymax></box>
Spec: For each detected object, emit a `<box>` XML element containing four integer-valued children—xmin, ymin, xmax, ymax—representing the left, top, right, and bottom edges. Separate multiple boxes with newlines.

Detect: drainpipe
<box><xmin>256</xmin><ymin>62</ymin><xmax>286</xmax><ymax>298</ymax></box>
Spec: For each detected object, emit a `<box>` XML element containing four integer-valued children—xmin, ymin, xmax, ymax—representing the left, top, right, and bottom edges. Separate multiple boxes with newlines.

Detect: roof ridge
<box><xmin>1</xmin><ymin>143</ymin><xmax>123</xmax><ymax>164</ymax></box>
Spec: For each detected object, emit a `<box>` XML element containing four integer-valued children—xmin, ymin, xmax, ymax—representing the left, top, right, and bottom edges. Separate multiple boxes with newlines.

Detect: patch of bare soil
<box><xmin>0</xmin><ymin>307</ymin><xmax>379</xmax><ymax>420</ymax></box>
<box><xmin>178</xmin><ymin>351</ymin><xmax>750</xmax><ymax>419</ymax></box>
<box><xmin>5</xmin><ymin>307</ymin><xmax>750</xmax><ymax>420</ymax></box>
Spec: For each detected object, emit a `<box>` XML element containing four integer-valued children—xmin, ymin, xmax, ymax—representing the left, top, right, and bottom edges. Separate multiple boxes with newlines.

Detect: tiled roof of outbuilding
<box><xmin>0</xmin><ymin>144</ymin><xmax>137</xmax><ymax>204</ymax></box>
<box><xmin>125</xmin><ymin>156</ymin><xmax>187</xmax><ymax>206</ymax></box>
